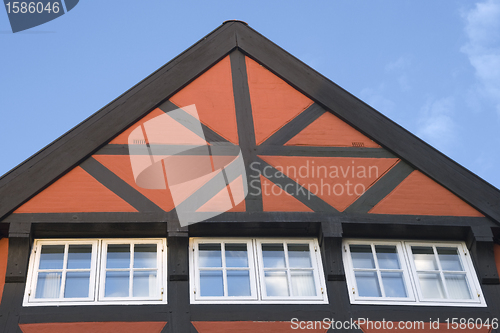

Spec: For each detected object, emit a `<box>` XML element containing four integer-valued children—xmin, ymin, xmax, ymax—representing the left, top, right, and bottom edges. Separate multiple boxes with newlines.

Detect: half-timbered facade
<box><xmin>0</xmin><ymin>21</ymin><xmax>499</xmax><ymax>333</ymax></box>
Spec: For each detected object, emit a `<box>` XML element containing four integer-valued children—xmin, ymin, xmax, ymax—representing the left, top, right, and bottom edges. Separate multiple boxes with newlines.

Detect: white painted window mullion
<box><xmin>221</xmin><ymin>242</ymin><xmax>228</xmax><ymax>297</ymax></box>
<box><xmin>371</xmin><ymin>243</ymin><xmax>386</xmax><ymax>298</ymax></box>
<box><xmin>283</xmin><ymin>241</ymin><xmax>293</xmax><ymax>297</ymax></box>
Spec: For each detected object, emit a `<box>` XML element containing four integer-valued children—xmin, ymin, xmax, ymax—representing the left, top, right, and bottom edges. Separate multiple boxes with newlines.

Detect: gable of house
<box><xmin>0</xmin><ymin>21</ymin><xmax>499</xmax><ymax>333</ymax></box>
<box><xmin>9</xmin><ymin>53</ymin><xmax>486</xmax><ymax>219</ymax></box>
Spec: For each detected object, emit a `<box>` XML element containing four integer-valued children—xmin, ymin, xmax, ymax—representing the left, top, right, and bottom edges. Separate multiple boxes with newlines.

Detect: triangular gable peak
<box><xmin>0</xmin><ymin>21</ymin><xmax>498</xmax><ymax>224</ymax></box>
<box><xmin>10</xmin><ymin>52</ymin><xmax>484</xmax><ymax>219</ymax></box>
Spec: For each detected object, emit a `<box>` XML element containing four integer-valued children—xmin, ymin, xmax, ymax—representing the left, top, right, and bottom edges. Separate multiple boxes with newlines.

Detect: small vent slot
<box><xmin>352</xmin><ymin>142</ymin><xmax>365</xmax><ymax>147</ymax></box>
<box><xmin>133</xmin><ymin>139</ymin><xmax>147</xmax><ymax>145</ymax></box>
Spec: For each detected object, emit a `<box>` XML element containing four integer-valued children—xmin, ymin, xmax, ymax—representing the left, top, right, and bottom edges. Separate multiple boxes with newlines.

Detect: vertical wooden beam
<box><xmin>468</xmin><ymin>225</ymin><xmax>499</xmax><ymax>285</ymax></box>
<box><xmin>0</xmin><ymin>223</ymin><xmax>32</xmax><ymax>332</ymax></box>
<box><xmin>230</xmin><ymin>50</ymin><xmax>263</xmax><ymax>212</ymax></box>
<box><xmin>166</xmin><ymin>234</ymin><xmax>191</xmax><ymax>332</ymax></box>
<box><xmin>320</xmin><ymin>218</ymin><xmax>355</xmax><ymax>328</ymax></box>
<box><xmin>320</xmin><ymin>219</ymin><xmax>344</xmax><ymax>281</ymax></box>
<box><xmin>5</xmin><ymin>223</ymin><xmax>31</xmax><ymax>284</ymax></box>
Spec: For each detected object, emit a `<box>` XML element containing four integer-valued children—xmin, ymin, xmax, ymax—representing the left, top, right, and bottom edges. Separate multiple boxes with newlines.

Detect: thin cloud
<box><xmin>417</xmin><ymin>97</ymin><xmax>458</xmax><ymax>154</ymax></box>
<box><xmin>385</xmin><ymin>56</ymin><xmax>412</xmax><ymax>92</ymax></box>
<box><xmin>385</xmin><ymin>56</ymin><xmax>411</xmax><ymax>72</ymax></box>
<box><xmin>461</xmin><ymin>0</ymin><xmax>500</xmax><ymax>116</ymax></box>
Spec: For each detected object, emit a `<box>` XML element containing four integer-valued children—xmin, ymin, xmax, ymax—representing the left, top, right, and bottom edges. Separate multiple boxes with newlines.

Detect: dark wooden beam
<box><xmin>31</xmin><ymin>222</ymin><xmax>168</xmax><ymax>239</ymax></box>
<box><xmin>256</xmin><ymin>158</ymin><xmax>338</xmax><ymax>213</ymax></box>
<box><xmin>320</xmin><ymin>220</ymin><xmax>345</xmax><ymax>282</ymax></box>
<box><xmin>95</xmin><ymin>144</ymin><xmax>239</xmax><ymax>156</ymax></box>
<box><xmin>260</xmin><ymin>103</ymin><xmax>325</xmax><ymax>146</ymax></box>
<box><xmin>3</xmin><ymin>212</ymin><xmax>494</xmax><ymax>227</ymax></box>
<box><xmin>257</xmin><ymin>146</ymin><xmax>396</xmax><ymax>158</ymax></box>
<box><xmin>17</xmin><ymin>305</ymin><xmax>170</xmax><ymax>324</ymax></box>
<box><xmin>80</xmin><ymin>157</ymin><xmax>163</xmax><ymax>213</ymax></box>
<box><xmin>3</xmin><ymin>212</ymin><xmax>170</xmax><ymax>223</ymax></box>
<box><xmin>230</xmin><ymin>50</ymin><xmax>263</xmax><ymax>212</ymax></box>
<box><xmin>189</xmin><ymin>221</ymin><xmax>320</xmax><ymax>238</ymax></box>
<box><xmin>168</xmin><ymin>237</ymin><xmax>189</xmax><ymax>282</ymax></box>
<box><xmin>5</xmin><ymin>223</ymin><xmax>31</xmax><ymax>284</ymax></box>
<box><xmin>167</xmin><ymin>237</ymin><xmax>191</xmax><ymax>332</ymax></box>
<box><xmin>468</xmin><ymin>225</ymin><xmax>499</xmax><ymax>285</ymax></box>
<box><xmin>344</xmin><ymin>160</ymin><xmax>414</xmax><ymax>214</ymax></box>
<box><xmin>159</xmin><ymin>101</ymin><xmax>230</xmax><ymax>144</ymax></box>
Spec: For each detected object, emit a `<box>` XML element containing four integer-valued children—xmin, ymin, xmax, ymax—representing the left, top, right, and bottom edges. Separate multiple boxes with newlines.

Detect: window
<box><xmin>342</xmin><ymin>239</ymin><xmax>486</xmax><ymax>307</ymax></box>
<box><xmin>24</xmin><ymin>238</ymin><xmax>166</xmax><ymax>306</ymax></box>
<box><xmin>189</xmin><ymin>238</ymin><xmax>328</xmax><ymax>304</ymax></box>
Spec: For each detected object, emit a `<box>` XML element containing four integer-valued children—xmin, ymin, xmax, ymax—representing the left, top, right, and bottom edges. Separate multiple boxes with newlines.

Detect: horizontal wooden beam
<box><xmin>3</xmin><ymin>212</ymin><xmax>493</xmax><ymax>227</ymax></box>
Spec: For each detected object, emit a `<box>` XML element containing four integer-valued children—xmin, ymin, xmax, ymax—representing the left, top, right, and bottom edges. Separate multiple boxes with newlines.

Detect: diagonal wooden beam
<box><xmin>343</xmin><ymin>160</ymin><xmax>414</xmax><ymax>214</ymax></box>
<box><xmin>159</xmin><ymin>101</ymin><xmax>231</xmax><ymax>144</ymax></box>
<box><xmin>257</xmin><ymin>158</ymin><xmax>339</xmax><ymax>213</ymax></box>
<box><xmin>80</xmin><ymin>157</ymin><xmax>164</xmax><ymax>213</ymax></box>
<box><xmin>260</xmin><ymin>103</ymin><xmax>325</xmax><ymax>146</ymax></box>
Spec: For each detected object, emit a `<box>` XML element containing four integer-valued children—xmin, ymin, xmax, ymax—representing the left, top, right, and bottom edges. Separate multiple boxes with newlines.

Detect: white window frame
<box><xmin>189</xmin><ymin>237</ymin><xmax>328</xmax><ymax>304</ymax></box>
<box><xmin>342</xmin><ymin>240</ymin><xmax>415</xmax><ymax>303</ymax></box>
<box><xmin>342</xmin><ymin>239</ymin><xmax>486</xmax><ymax>307</ymax></box>
<box><xmin>256</xmin><ymin>239</ymin><xmax>326</xmax><ymax>302</ymax></box>
<box><xmin>191</xmin><ymin>238</ymin><xmax>258</xmax><ymax>302</ymax></box>
<box><xmin>405</xmin><ymin>241</ymin><xmax>482</xmax><ymax>305</ymax></box>
<box><xmin>98</xmin><ymin>239</ymin><xmax>165</xmax><ymax>303</ymax></box>
<box><xmin>25</xmin><ymin>239</ymin><xmax>99</xmax><ymax>304</ymax></box>
<box><xmin>23</xmin><ymin>238</ymin><xmax>167</xmax><ymax>306</ymax></box>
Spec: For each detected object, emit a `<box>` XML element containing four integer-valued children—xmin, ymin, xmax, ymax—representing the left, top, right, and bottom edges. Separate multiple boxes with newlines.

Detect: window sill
<box><xmin>23</xmin><ymin>299</ymin><xmax>168</xmax><ymax>307</ymax></box>
<box><xmin>190</xmin><ymin>299</ymin><xmax>329</xmax><ymax>305</ymax></box>
<box><xmin>349</xmin><ymin>299</ymin><xmax>487</xmax><ymax>307</ymax></box>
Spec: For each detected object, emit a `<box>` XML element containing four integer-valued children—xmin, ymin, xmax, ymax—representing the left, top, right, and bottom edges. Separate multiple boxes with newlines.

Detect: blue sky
<box><xmin>1</xmin><ymin>0</ymin><xmax>499</xmax><ymax>191</ymax></box>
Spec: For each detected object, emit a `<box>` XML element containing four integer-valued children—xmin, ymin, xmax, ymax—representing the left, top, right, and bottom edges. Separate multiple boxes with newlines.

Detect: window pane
<box><xmin>134</xmin><ymin>244</ymin><xmax>157</xmax><ymax>269</ymax></box>
<box><xmin>291</xmin><ymin>271</ymin><xmax>316</xmax><ymax>296</ymax></box>
<box><xmin>199</xmin><ymin>244</ymin><xmax>222</xmax><ymax>268</ymax></box>
<box><xmin>105</xmin><ymin>271</ymin><xmax>129</xmax><ymax>297</ymax></box>
<box><xmin>106</xmin><ymin>244</ymin><xmax>131</xmax><ymax>269</ymax></box>
<box><xmin>262</xmin><ymin>244</ymin><xmax>286</xmax><ymax>268</ymax></box>
<box><xmin>67</xmin><ymin>245</ymin><xmax>92</xmax><ymax>269</ymax></box>
<box><xmin>355</xmin><ymin>271</ymin><xmax>381</xmax><ymax>297</ymax></box>
<box><xmin>437</xmin><ymin>247</ymin><xmax>463</xmax><ymax>271</ymax></box>
<box><xmin>445</xmin><ymin>274</ymin><xmax>472</xmax><ymax>299</ymax></box>
<box><xmin>39</xmin><ymin>245</ymin><xmax>65</xmax><ymax>269</ymax></box>
<box><xmin>200</xmin><ymin>270</ymin><xmax>223</xmax><ymax>296</ymax></box>
<box><xmin>412</xmin><ymin>246</ymin><xmax>438</xmax><ymax>270</ymax></box>
<box><xmin>225</xmin><ymin>244</ymin><xmax>248</xmax><ymax>268</ymax></box>
<box><xmin>133</xmin><ymin>271</ymin><xmax>157</xmax><ymax>297</ymax></box>
<box><xmin>350</xmin><ymin>245</ymin><xmax>375</xmax><ymax>269</ymax></box>
<box><xmin>381</xmin><ymin>272</ymin><xmax>407</xmax><ymax>297</ymax></box>
<box><xmin>375</xmin><ymin>245</ymin><xmax>400</xmax><ymax>269</ymax></box>
<box><xmin>418</xmin><ymin>273</ymin><xmax>445</xmax><ymax>299</ymax></box>
<box><xmin>64</xmin><ymin>272</ymin><xmax>90</xmax><ymax>298</ymax></box>
<box><xmin>35</xmin><ymin>272</ymin><xmax>61</xmax><ymax>298</ymax></box>
<box><xmin>227</xmin><ymin>270</ymin><xmax>251</xmax><ymax>296</ymax></box>
<box><xmin>288</xmin><ymin>244</ymin><xmax>312</xmax><ymax>268</ymax></box>
<box><xmin>264</xmin><ymin>271</ymin><xmax>289</xmax><ymax>296</ymax></box>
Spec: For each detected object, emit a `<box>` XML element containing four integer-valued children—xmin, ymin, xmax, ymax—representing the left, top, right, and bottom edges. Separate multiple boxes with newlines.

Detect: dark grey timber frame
<box><xmin>0</xmin><ymin>21</ymin><xmax>499</xmax><ymax>332</ymax></box>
